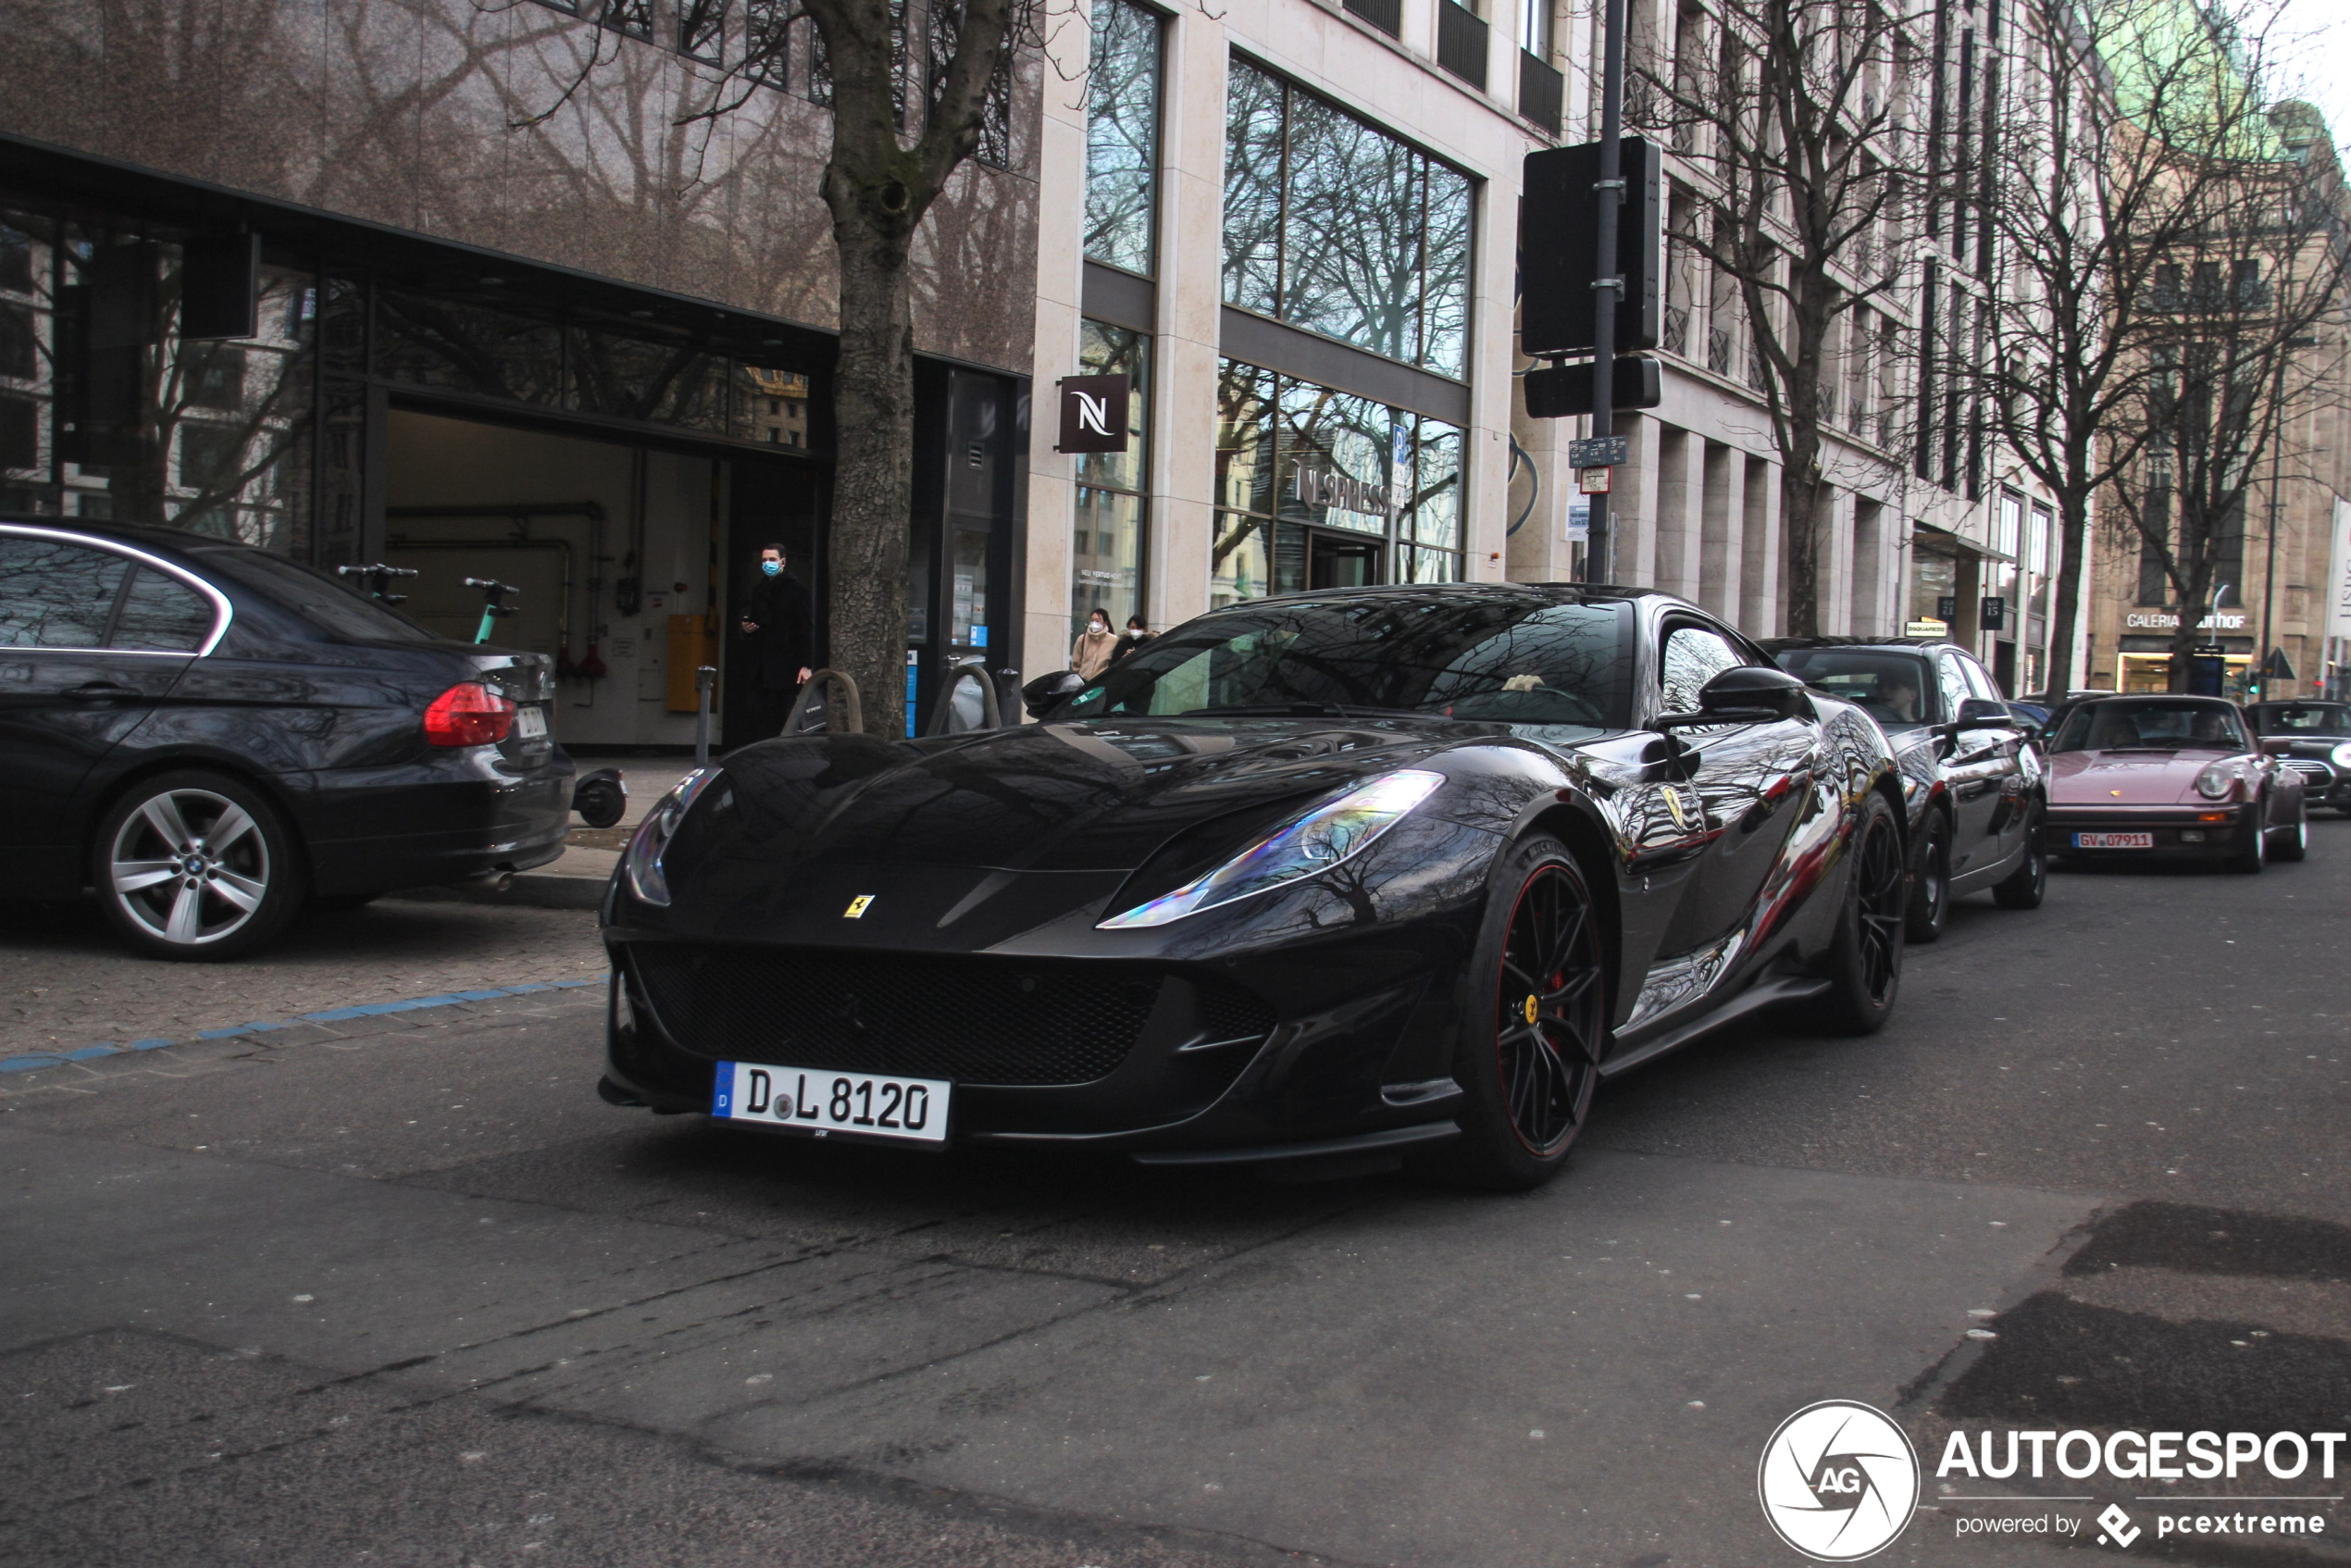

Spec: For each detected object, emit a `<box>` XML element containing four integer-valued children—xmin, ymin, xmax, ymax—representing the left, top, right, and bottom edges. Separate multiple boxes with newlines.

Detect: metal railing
<box><xmin>1437</xmin><ymin>0</ymin><xmax>1487</xmax><ymax>90</ymax></box>
<box><xmin>1518</xmin><ymin>48</ymin><xmax>1562</xmax><ymax>133</ymax></box>
<box><xmin>1344</xmin><ymin>0</ymin><xmax>1401</xmax><ymax>38</ymax></box>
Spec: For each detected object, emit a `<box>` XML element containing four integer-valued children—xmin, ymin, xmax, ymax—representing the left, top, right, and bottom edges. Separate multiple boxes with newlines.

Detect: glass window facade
<box><xmin>1073</xmin><ymin>319</ymin><xmax>1150</xmax><ymax>637</ymax></box>
<box><xmin>0</xmin><ymin>196</ymin><xmax>824</xmax><ymax>569</ymax></box>
<box><xmin>1213</xmin><ymin>356</ymin><xmax>1462</xmax><ymax>608</ymax></box>
<box><xmin>1086</xmin><ymin>0</ymin><xmax>1161</xmax><ymax>274</ymax></box>
<box><xmin>1220</xmin><ymin>57</ymin><xmax>1475</xmax><ymax>380</ymax></box>
<box><xmin>0</xmin><ymin>212</ymin><xmax>317</xmax><ymax>554</ymax></box>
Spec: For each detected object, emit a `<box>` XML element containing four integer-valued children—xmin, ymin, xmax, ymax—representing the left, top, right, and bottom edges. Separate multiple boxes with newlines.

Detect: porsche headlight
<box><xmin>623</xmin><ymin>767</ymin><xmax>715</xmax><ymax>907</ymax></box>
<box><xmin>1098</xmin><ymin>770</ymin><xmax>1446</xmax><ymax>930</ymax></box>
<box><xmin>2332</xmin><ymin>741</ymin><xmax>2351</xmax><ymax>769</ymax></box>
<box><xmin>2193</xmin><ymin>762</ymin><xmax>2241</xmax><ymax>801</ymax></box>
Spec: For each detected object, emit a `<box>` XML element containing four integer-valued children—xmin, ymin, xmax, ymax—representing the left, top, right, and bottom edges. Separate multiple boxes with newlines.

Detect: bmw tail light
<box><xmin>423</xmin><ymin>682</ymin><xmax>516</xmax><ymax>746</ymax></box>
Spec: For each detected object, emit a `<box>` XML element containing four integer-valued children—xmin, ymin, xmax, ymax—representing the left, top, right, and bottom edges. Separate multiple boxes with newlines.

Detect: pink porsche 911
<box><xmin>2042</xmin><ymin>695</ymin><xmax>2307</xmax><ymax>872</ymax></box>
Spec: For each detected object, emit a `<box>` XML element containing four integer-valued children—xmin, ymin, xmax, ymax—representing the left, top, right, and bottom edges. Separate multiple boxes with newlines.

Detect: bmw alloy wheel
<box><xmin>109</xmin><ymin>787</ymin><xmax>274</xmax><ymax>948</ymax></box>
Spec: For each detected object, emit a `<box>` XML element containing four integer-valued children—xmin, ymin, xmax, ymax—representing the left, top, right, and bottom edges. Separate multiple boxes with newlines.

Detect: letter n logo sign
<box><xmin>1057</xmin><ymin>373</ymin><xmax>1131</xmax><ymax>454</ymax></box>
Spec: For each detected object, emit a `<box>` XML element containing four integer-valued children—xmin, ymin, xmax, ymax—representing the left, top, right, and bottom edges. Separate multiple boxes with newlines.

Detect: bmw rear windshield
<box><xmin>193</xmin><ymin>549</ymin><xmax>442</xmax><ymax>643</ymax></box>
<box><xmin>1054</xmin><ymin>593</ymin><xmax>1637</xmax><ymax>740</ymax></box>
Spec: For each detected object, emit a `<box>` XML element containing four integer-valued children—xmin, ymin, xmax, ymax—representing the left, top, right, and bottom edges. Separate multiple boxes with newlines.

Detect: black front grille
<box><xmin>628</xmin><ymin>944</ymin><xmax>1272</xmax><ymax>1088</ymax></box>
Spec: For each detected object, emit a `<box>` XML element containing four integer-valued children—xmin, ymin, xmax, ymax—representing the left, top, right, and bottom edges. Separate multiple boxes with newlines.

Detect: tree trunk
<box><xmin>826</xmin><ymin>208</ymin><xmax>918</xmax><ymax>739</ymax></box>
<box><xmin>1779</xmin><ymin>437</ymin><xmax>1826</xmax><ymax>637</ymax></box>
<box><xmin>2042</xmin><ymin>491</ymin><xmax>2089</xmax><ymax>697</ymax></box>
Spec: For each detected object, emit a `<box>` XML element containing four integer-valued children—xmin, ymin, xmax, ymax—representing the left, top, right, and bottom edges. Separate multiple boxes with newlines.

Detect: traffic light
<box><xmin>1524</xmin><ymin>355</ymin><xmax>1662</xmax><ymax>418</ymax></box>
<box><xmin>1521</xmin><ymin>137</ymin><xmax>1662</xmax><ymax>356</ymax></box>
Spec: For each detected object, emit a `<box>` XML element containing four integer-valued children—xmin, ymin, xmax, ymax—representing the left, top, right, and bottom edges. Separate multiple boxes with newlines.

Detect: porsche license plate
<box><xmin>515</xmin><ymin>704</ymin><xmax>549</xmax><ymax>740</ymax></box>
<box><xmin>712</xmin><ymin>1061</ymin><xmax>949</xmax><ymax>1143</ymax></box>
<box><xmin>2072</xmin><ymin>831</ymin><xmax>2154</xmax><ymax>849</ymax></box>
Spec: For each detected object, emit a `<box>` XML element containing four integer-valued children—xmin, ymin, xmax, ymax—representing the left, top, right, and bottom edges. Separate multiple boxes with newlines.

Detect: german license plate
<box><xmin>2072</xmin><ymin>831</ymin><xmax>2153</xmax><ymax>849</ymax></box>
<box><xmin>712</xmin><ymin>1061</ymin><xmax>949</xmax><ymax>1143</ymax></box>
<box><xmin>515</xmin><ymin>704</ymin><xmax>549</xmax><ymax>739</ymax></box>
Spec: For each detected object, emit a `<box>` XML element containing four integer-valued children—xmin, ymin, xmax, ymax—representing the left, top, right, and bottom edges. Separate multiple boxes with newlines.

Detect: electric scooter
<box><xmin>462</xmin><ymin>574</ymin><xmax>629</xmax><ymax>829</ymax></box>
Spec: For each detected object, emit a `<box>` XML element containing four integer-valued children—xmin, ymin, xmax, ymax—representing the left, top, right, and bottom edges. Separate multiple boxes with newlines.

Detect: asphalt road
<box><xmin>3</xmin><ymin>820</ymin><xmax>2347</xmax><ymax>1568</ymax></box>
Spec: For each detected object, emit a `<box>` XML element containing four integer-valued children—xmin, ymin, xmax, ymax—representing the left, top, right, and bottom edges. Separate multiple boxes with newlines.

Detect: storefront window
<box><xmin>1073</xmin><ymin>318</ymin><xmax>1149</xmax><ymax>636</ymax></box>
<box><xmin>0</xmin><ymin>211</ymin><xmax>317</xmax><ymax>553</ymax></box>
<box><xmin>1212</xmin><ymin>356</ymin><xmax>1462</xmax><ymax>604</ymax></box>
<box><xmin>1220</xmin><ymin>58</ymin><xmax>1475</xmax><ymax>380</ymax></box>
<box><xmin>1909</xmin><ymin>546</ymin><xmax>1955</xmax><ymax>634</ymax></box>
<box><xmin>1086</xmin><ymin>0</ymin><xmax>1161</xmax><ymax>275</ymax></box>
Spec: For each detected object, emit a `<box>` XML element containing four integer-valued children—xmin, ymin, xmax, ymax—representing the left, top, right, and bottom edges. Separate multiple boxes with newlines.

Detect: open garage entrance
<box><xmin>381</xmin><ymin>407</ymin><xmax>825</xmax><ymax>752</ymax></box>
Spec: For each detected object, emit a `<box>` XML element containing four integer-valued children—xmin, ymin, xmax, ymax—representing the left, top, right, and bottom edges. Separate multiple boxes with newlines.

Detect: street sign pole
<box><xmin>1586</xmin><ymin>0</ymin><xmax>1627</xmax><ymax>583</ymax></box>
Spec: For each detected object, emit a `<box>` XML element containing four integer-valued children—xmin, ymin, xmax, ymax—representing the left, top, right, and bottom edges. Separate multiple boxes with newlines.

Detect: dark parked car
<box><xmin>1</xmin><ymin>518</ymin><xmax>573</xmax><ymax>959</ymax></box>
<box><xmin>1766</xmin><ymin>637</ymin><xmax>2047</xmax><ymax>940</ymax></box>
<box><xmin>600</xmin><ymin>585</ymin><xmax>1909</xmax><ymax>1190</ymax></box>
<box><xmin>2245</xmin><ymin>700</ymin><xmax>2351</xmax><ymax>813</ymax></box>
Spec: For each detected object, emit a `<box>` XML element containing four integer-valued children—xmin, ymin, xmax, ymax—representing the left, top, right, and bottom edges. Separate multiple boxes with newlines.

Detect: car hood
<box><xmin>687</xmin><ymin>716</ymin><xmax>1492</xmax><ymax>874</ymax></box>
<box><xmin>2048</xmin><ymin>748</ymin><xmax>2246</xmax><ymax>804</ymax></box>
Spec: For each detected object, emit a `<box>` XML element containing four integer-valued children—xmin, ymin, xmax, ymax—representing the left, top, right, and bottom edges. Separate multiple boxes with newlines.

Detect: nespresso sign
<box><xmin>1056</xmin><ymin>374</ymin><xmax>1130</xmax><ymax>454</ymax></box>
<box><xmin>1296</xmin><ymin>466</ymin><xmax>1390</xmax><ymax>516</ymax></box>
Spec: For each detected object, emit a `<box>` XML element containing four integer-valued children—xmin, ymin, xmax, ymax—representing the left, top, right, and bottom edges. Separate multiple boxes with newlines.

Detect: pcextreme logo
<box><xmin>1758</xmin><ymin>1400</ymin><xmax>1922</xmax><ymax>1562</ymax></box>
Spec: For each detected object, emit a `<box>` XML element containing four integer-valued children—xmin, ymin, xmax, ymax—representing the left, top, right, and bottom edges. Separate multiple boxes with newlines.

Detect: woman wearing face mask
<box><xmin>1109</xmin><ymin>614</ymin><xmax>1153</xmax><ymax>666</ymax></box>
<box><xmin>1071</xmin><ymin>608</ymin><xmax>1118</xmax><ymax>680</ymax></box>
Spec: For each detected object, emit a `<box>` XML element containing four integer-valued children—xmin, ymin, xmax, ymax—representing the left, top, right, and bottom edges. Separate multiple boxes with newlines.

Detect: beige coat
<box><xmin>1071</xmin><ymin>627</ymin><xmax>1119</xmax><ymax>678</ymax></box>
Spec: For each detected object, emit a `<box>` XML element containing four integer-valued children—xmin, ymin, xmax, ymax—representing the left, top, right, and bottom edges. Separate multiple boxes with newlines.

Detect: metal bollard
<box><xmin>693</xmin><ymin>665</ymin><xmax>716</xmax><ymax>767</ymax></box>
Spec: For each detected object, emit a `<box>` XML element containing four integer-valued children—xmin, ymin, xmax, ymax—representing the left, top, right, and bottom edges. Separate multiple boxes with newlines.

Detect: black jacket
<box><xmin>741</xmin><ymin>571</ymin><xmax>813</xmax><ymax>691</ymax></box>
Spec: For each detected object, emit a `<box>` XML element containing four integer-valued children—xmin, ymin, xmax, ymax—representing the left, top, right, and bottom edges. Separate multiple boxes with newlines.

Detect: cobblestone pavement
<box><xmin>0</xmin><ymin>898</ymin><xmax>607</xmax><ymax>1059</ymax></box>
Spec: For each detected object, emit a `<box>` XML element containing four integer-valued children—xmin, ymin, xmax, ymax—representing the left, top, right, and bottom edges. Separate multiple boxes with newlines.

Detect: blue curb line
<box><xmin>0</xmin><ymin>977</ymin><xmax>603</xmax><ymax>1076</ymax></box>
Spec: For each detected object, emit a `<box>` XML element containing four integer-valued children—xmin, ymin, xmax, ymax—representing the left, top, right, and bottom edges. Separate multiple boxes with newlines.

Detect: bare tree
<box><xmin>521</xmin><ymin>0</ymin><xmax>1028</xmax><ymax>737</ymax></box>
<box><xmin>1983</xmin><ymin>0</ymin><xmax>2344</xmax><ymax>695</ymax></box>
<box><xmin>1647</xmin><ymin>0</ymin><xmax>1930</xmax><ymax>636</ymax></box>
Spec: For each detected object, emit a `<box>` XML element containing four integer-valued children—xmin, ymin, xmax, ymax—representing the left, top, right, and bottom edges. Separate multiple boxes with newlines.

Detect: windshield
<box><xmin>2049</xmin><ymin>700</ymin><xmax>2249</xmax><ymax>753</ymax></box>
<box><xmin>1773</xmin><ymin>649</ymin><xmax>1935</xmax><ymax>727</ymax></box>
<box><xmin>193</xmin><ymin>549</ymin><xmax>442</xmax><ymax>644</ymax></box>
<box><xmin>1054</xmin><ymin>594</ymin><xmax>1636</xmax><ymax>740</ymax></box>
<box><xmin>2252</xmin><ymin>703</ymin><xmax>2351</xmax><ymax>736</ymax></box>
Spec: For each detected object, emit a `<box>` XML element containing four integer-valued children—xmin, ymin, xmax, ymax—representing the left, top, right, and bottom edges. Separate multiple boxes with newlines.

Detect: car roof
<box><xmin>1761</xmin><ymin>636</ymin><xmax>1955</xmax><ymax>655</ymax></box>
<box><xmin>0</xmin><ymin>514</ymin><xmax>253</xmax><ymax>560</ymax></box>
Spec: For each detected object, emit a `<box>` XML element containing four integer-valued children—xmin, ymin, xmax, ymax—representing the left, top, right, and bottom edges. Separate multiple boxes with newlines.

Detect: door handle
<box><xmin>63</xmin><ymin>681</ymin><xmax>142</xmax><ymax>702</ymax></box>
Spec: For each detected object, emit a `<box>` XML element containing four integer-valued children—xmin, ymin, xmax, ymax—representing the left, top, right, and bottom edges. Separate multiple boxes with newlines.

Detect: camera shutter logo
<box><xmin>1757</xmin><ymin>1400</ymin><xmax>1921</xmax><ymax>1561</ymax></box>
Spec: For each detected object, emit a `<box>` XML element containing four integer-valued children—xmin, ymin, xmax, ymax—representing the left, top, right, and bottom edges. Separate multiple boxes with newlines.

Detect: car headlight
<box><xmin>2332</xmin><ymin>741</ymin><xmax>2351</xmax><ymax>769</ymax></box>
<box><xmin>2193</xmin><ymin>763</ymin><xmax>2242</xmax><ymax>801</ymax></box>
<box><xmin>1098</xmin><ymin>770</ymin><xmax>1446</xmax><ymax>930</ymax></box>
<box><xmin>623</xmin><ymin>768</ymin><xmax>715</xmax><ymax>907</ymax></box>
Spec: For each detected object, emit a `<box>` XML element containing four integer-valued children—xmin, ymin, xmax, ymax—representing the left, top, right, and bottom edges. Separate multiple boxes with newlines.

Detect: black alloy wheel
<box><xmin>1906</xmin><ymin>811</ymin><xmax>1952</xmax><ymax>942</ymax></box>
<box><xmin>1420</xmin><ymin>835</ymin><xmax>1609</xmax><ymax>1191</ymax></box>
<box><xmin>1992</xmin><ymin>804</ymin><xmax>2048</xmax><ymax>909</ymax></box>
<box><xmin>1815</xmin><ymin>792</ymin><xmax>1907</xmax><ymax>1035</ymax></box>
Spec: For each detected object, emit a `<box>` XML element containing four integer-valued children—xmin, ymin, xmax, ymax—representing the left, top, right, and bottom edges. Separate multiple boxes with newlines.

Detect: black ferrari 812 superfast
<box><xmin>599</xmin><ymin>585</ymin><xmax>1908</xmax><ymax>1188</ymax></box>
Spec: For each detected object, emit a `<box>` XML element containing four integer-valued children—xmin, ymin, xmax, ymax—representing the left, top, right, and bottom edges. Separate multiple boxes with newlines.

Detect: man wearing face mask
<box><xmin>739</xmin><ymin>543</ymin><xmax>813</xmax><ymax>736</ymax></box>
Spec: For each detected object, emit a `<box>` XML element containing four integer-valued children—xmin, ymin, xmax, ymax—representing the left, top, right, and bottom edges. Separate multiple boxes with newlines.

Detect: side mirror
<box><xmin>1953</xmin><ymin>697</ymin><xmax>2013</xmax><ymax>729</ymax></box>
<box><xmin>1656</xmin><ymin>666</ymin><xmax>1810</xmax><ymax>728</ymax></box>
<box><xmin>1022</xmin><ymin>670</ymin><xmax>1088</xmax><ymax>718</ymax></box>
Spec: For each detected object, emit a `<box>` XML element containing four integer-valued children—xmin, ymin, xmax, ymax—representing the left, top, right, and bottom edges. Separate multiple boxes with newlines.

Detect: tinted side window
<box><xmin>112</xmin><ymin>567</ymin><xmax>216</xmax><ymax>653</ymax></box>
<box><xmin>1959</xmin><ymin>655</ymin><xmax>2003</xmax><ymax>703</ymax></box>
<box><xmin>1661</xmin><ymin>624</ymin><xmax>1742</xmax><ymax>713</ymax></box>
<box><xmin>0</xmin><ymin>536</ymin><xmax>129</xmax><ymax>647</ymax></box>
